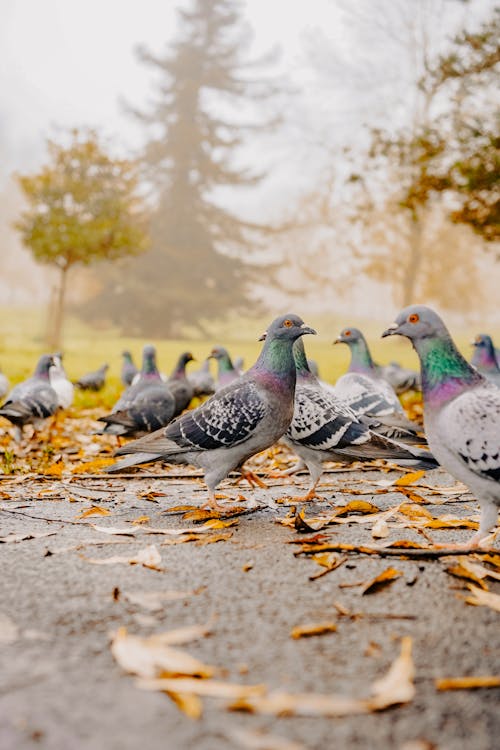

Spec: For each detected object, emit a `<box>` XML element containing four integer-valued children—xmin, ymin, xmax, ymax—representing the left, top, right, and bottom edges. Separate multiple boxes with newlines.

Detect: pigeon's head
<box><xmin>334</xmin><ymin>327</ymin><xmax>363</xmax><ymax>346</ymax></box>
<box><xmin>261</xmin><ymin>314</ymin><xmax>316</xmax><ymax>342</ymax></box>
<box><xmin>179</xmin><ymin>352</ymin><xmax>195</xmax><ymax>366</ymax></box>
<box><xmin>209</xmin><ymin>346</ymin><xmax>230</xmax><ymax>361</ymax></box>
<box><xmin>142</xmin><ymin>344</ymin><xmax>157</xmax><ymax>361</ymax></box>
<box><xmin>35</xmin><ymin>354</ymin><xmax>56</xmax><ymax>376</ymax></box>
<box><xmin>122</xmin><ymin>350</ymin><xmax>133</xmax><ymax>360</ymax></box>
<box><xmin>471</xmin><ymin>333</ymin><xmax>493</xmax><ymax>351</ymax></box>
<box><xmin>382</xmin><ymin>305</ymin><xmax>448</xmax><ymax>342</ymax></box>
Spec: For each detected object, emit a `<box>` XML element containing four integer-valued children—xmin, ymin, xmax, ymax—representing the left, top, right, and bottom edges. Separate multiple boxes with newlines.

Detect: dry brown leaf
<box><xmin>83</xmin><ymin>544</ymin><xmax>163</xmax><ymax>571</ymax></box>
<box><xmin>145</xmin><ymin>622</ymin><xmax>212</xmax><ymax>647</ymax></box>
<box><xmin>446</xmin><ymin>561</ymin><xmax>489</xmax><ymax>590</ymax></box>
<box><xmin>361</xmin><ymin>568</ymin><xmax>403</xmax><ymax>595</ymax></box>
<box><xmin>333</xmin><ymin>500</ymin><xmax>381</xmax><ymax>517</ymax></box>
<box><xmin>398</xmin><ymin>504</ymin><xmax>433</xmax><ymax>520</ymax></box>
<box><xmin>371</xmin><ymin>518</ymin><xmax>389</xmax><ymax>539</ymax></box>
<box><xmin>76</xmin><ymin>505</ymin><xmax>111</xmax><ymax>519</ymax></box>
<box><xmin>229</xmin><ymin>639</ymin><xmax>414</xmax><ymax>717</ymax></box>
<box><xmin>72</xmin><ymin>457</ymin><xmax>115</xmax><ymax>473</ymax></box>
<box><xmin>481</xmin><ymin>554</ymin><xmax>500</xmax><ymax>570</ymax></box>
<box><xmin>0</xmin><ymin>531</ymin><xmax>57</xmax><ymax>544</ymax></box>
<box><xmin>195</xmin><ymin>532</ymin><xmax>233</xmax><ymax>545</ymax></box>
<box><xmin>290</xmin><ymin>622</ymin><xmax>337</xmax><ymax>639</ymax></box>
<box><xmin>90</xmin><ymin>524</ymin><xmax>136</xmax><ymax>536</ymax></box>
<box><xmin>435</xmin><ymin>675</ymin><xmax>500</xmax><ymax>690</ymax></box>
<box><xmin>464</xmin><ymin>585</ymin><xmax>500</xmax><ymax>613</ymax></box>
<box><xmin>111</xmin><ymin>627</ymin><xmax>215</xmax><ymax>679</ymax></box>
<box><xmin>166</xmin><ymin>690</ymin><xmax>203</xmax><ymax>719</ymax></box>
<box><xmin>138</xmin><ymin>676</ymin><xmax>266</xmax><ymax>699</ymax></box>
<box><xmin>131</xmin><ymin>516</ymin><xmax>150</xmax><ymax>525</ymax></box>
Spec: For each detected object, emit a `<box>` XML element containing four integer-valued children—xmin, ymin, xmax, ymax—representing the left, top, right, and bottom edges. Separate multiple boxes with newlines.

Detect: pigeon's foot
<box><xmin>294</xmin><ymin>488</ymin><xmax>324</xmax><ymax>502</ymax></box>
<box><xmin>235</xmin><ymin>470</ymin><xmax>268</xmax><ymax>489</ymax></box>
<box><xmin>202</xmin><ymin>492</ymin><xmax>229</xmax><ymax>512</ymax></box>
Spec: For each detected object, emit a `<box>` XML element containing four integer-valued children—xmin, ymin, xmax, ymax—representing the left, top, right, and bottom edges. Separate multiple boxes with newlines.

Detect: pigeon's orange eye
<box><xmin>344</xmin><ymin>330</ymin><xmax>351</xmax><ymax>337</ymax></box>
<box><xmin>408</xmin><ymin>313</ymin><xmax>420</xmax><ymax>324</ymax></box>
<box><xmin>283</xmin><ymin>319</ymin><xmax>293</xmax><ymax>328</ymax></box>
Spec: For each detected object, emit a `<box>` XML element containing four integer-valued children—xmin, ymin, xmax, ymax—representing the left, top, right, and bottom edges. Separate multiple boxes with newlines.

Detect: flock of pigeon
<box><xmin>0</xmin><ymin>305</ymin><xmax>499</xmax><ymax>548</ymax></box>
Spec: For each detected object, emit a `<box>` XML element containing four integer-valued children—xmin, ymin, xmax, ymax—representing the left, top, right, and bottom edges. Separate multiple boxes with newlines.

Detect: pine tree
<box><xmin>89</xmin><ymin>0</ymin><xmax>279</xmax><ymax>337</ymax></box>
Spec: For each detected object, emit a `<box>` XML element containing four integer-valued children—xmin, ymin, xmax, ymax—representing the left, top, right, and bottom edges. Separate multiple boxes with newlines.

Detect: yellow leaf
<box><xmin>464</xmin><ymin>585</ymin><xmax>500</xmax><ymax>613</ymax></box>
<box><xmin>72</xmin><ymin>457</ymin><xmax>115</xmax><ymax>474</ymax></box>
<box><xmin>333</xmin><ymin>501</ymin><xmax>381</xmax><ymax>517</ymax></box>
<box><xmin>394</xmin><ymin>471</ymin><xmax>425</xmax><ymax>487</ymax></box>
<box><xmin>361</xmin><ymin>568</ymin><xmax>403</xmax><ymax>595</ymax></box>
<box><xmin>290</xmin><ymin>622</ymin><xmax>338</xmax><ymax>639</ymax></box>
<box><xmin>369</xmin><ymin>637</ymin><xmax>415</xmax><ymax>709</ymax></box>
<box><xmin>76</xmin><ymin>505</ymin><xmax>111</xmax><ymax>519</ymax></box>
<box><xmin>435</xmin><ymin>676</ymin><xmax>500</xmax><ymax>690</ymax></box>
<box><xmin>131</xmin><ymin>516</ymin><xmax>150</xmax><ymax>525</ymax></box>
<box><xmin>166</xmin><ymin>690</ymin><xmax>203</xmax><ymax>719</ymax></box>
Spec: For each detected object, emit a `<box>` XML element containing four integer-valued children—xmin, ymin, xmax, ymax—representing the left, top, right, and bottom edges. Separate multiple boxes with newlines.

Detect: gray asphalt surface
<box><xmin>0</xmin><ymin>466</ymin><xmax>499</xmax><ymax>750</ymax></box>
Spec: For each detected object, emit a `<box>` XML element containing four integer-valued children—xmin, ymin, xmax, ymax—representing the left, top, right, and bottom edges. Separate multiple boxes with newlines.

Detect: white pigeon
<box><xmin>383</xmin><ymin>305</ymin><xmax>500</xmax><ymax>547</ymax></box>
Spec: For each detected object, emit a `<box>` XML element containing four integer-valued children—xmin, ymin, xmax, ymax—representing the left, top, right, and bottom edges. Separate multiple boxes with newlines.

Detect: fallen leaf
<box><xmin>446</xmin><ymin>562</ymin><xmax>489</xmax><ymax>590</ymax></box>
<box><xmin>369</xmin><ymin>637</ymin><xmax>415</xmax><ymax>709</ymax></box>
<box><xmin>333</xmin><ymin>501</ymin><xmax>381</xmax><ymax>517</ymax></box>
<box><xmin>290</xmin><ymin>622</ymin><xmax>337</xmax><ymax>639</ymax></box>
<box><xmin>131</xmin><ymin>516</ymin><xmax>150</xmax><ymax>525</ymax></box>
<box><xmin>195</xmin><ymin>532</ymin><xmax>233</xmax><ymax>545</ymax></box>
<box><xmin>0</xmin><ymin>531</ymin><xmax>57</xmax><ymax>544</ymax></box>
<box><xmin>91</xmin><ymin>524</ymin><xmax>136</xmax><ymax>536</ymax></box>
<box><xmin>464</xmin><ymin>585</ymin><xmax>500</xmax><ymax>613</ymax></box>
<box><xmin>435</xmin><ymin>675</ymin><xmax>500</xmax><ymax>690</ymax></box>
<box><xmin>83</xmin><ymin>544</ymin><xmax>164</xmax><ymax>571</ymax></box>
<box><xmin>76</xmin><ymin>505</ymin><xmax>111</xmax><ymax>519</ymax></box>
<box><xmin>394</xmin><ymin>471</ymin><xmax>425</xmax><ymax>487</ymax></box>
<box><xmin>361</xmin><ymin>568</ymin><xmax>403</xmax><ymax>595</ymax></box>
<box><xmin>166</xmin><ymin>690</ymin><xmax>203</xmax><ymax>719</ymax></box>
<box><xmin>371</xmin><ymin>518</ymin><xmax>389</xmax><ymax>539</ymax></box>
<box><xmin>111</xmin><ymin>627</ymin><xmax>215</xmax><ymax>679</ymax></box>
<box><xmin>138</xmin><ymin>677</ymin><xmax>266</xmax><ymax>700</ymax></box>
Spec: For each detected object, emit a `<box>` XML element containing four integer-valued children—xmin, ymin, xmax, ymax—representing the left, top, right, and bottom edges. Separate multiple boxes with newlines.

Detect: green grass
<box><xmin>0</xmin><ymin>305</ymin><xmax>498</xmax><ymax>403</ymax></box>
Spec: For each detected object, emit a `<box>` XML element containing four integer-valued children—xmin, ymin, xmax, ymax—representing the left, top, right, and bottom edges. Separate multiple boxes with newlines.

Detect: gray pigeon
<box><xmin>187</xmin><ymin>358</ymin><xmax>215</xmax><ymax>397</ymax></box>
<box><xmin>210</xmin><ymin>346</ymin><xmax>240</xmax><ymax>390</ymax></box>
<box><xmin>167</xmin><ymin>352</ymin><xmax>195</xmax><ymax>416</ymax></box>
<box><xmin>75</xmin><ymin>363</ymin><xmax>109</xmax><ymax>391</ymax></box>
<box><xmin>121</xmin><ymin>351</ymin><xmax>139</xmax><ymax>387</ymax></box>
<box><xmin>0</xmin><ymin>367</ymin><xmax>10</xmax><ymax>401</ymax></box>
<box><xmin>49</xmin><ymin>353</ymin><xmax>74</xmax><ymax>409</ymax></box>
<box><xmin>470</xmin><ymin>334</ymin><xmax>500</xmax><ymax>387</ymax></box>
<box><xmin>383</xmin><ymin>305</ymin><xmax>500</xmax><ymax>547</ymax></box>
<box><xmin>282</xmin><ymin>338</ymin><xmax>437</xmax><ymax>499</ymax></box>
<box><xmin>334</xmin><ymin>327</ymin><xmax>421</xmax><ymax>437</ymax></box>
<box><xmin>97</xmin><ymin>345</ymin><xmax>176</xmax><ymax>437</ymax></box>
<box><xmin>105</xmin><ymin>314</ymin><xmax>316</xmax><ymax>509</ymax></box>
<box><xmin>0</xmin><ymin>354</ymin><xmax>58</xmax><ymax>437</ymax></box>
<box><xmin>380</xmin><ymin>361</ymin><xmax>421</xmax><ymax>394</ymax></box>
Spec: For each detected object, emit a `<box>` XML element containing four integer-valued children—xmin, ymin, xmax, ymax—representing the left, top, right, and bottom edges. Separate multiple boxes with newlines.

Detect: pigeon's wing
<box><xmin>289</xmin><ymin>385</ymin><xmax>371</xmax><ymax>450</ymax></box>
<box><xmin>441</xmin><ymin>385</ymin><xmax>500</xmax><ymax>482</ymax></box>
<box><xmin>334</xmin><ymin>373</ymin><xmax>403</xmax><ymax>417</ymax></box>
<box><xmin>165</xmin><ymin>378</ymin><xmax>267</xmax><ymax>451</ymax></box>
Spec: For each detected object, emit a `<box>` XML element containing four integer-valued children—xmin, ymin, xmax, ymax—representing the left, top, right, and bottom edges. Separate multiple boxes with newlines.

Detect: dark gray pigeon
<box><xmin>121</xmin><ymin>351</ymin><xmax>139</xmax><ymax>387</ymax></box>
<box><xmin>470</xmin><ymin>334</ymin><xmax>500</xmax><ymax>387</ymax></box>
<box><xmin>281</xmin><ymin>338</ymin><xmax>436</xmax><ymax>499</ymax></box>
<box><xmin>97</xmin><ymin>345</ymin><xmax>175</xmax><ymax>437</ymax></box>
<box><xmin>334</xmin><ymin>327</ymin><xmax>421</xmax><ymax>437</ymax></box>
<box><xmin>75</xmin><ymin>363</ymin><xmax>109</xmax><ymax>391</ymax></box>
<box><xmin>187</xmin><ymin>358</ymin><xmax>215</xmax><ymax>397</ymax></box>
<box><xmin>210</xmin><ymin>346</ymin><xmax>240</xmax><ymax>390</ymax></box>
<box><xmin>167</xmin><ymin>352</ymin><xmax>195</xmax><ymax>416</ymax></box>
<box><xmin>380</xmin><ymin>361</ymin><xmax>421</xmax><ymax>394</ymax></box>
<box><xmin>105</xmin><ymin>314</ymin><xmax>316</xmax><ymax>509</ymax></box>
<box><xmin>0</xmin><ymin>354</ymin><xmax>58</xmax><ymax>437</ymax></box>
<box><xmin>383</xmin><ymin>305</ymin><xmax>500</xmax><ymax>547</ymax></box>
<box><xmin>0</xmin><ymin>367</ymin><xmax>10</xmax><ymax>401</ymax></box>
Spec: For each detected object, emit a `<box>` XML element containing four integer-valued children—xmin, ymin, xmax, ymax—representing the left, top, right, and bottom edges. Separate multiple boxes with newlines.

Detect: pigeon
<box><xmin>187</xmin><ymin>358</ymin><xmax>215</xmax><ymax>397</ymax></box>
<box><xmin>470</xmin><ymin>334</ymin><xmax>500</xmax><ymax>387</ymax></box>
<box><xmin>281</xmin><ymin>338</ymin><xmax>437</xmax><ymax>499</ymax></box>
<box><xmin>334</xmin><ymin>327</ymin><xmax>421</xmax><ymax>438</ymax></box>
<box><xmin>210</xmin><ymin>346</ymin><xmax>240</xmax><ymax>389</ymax></box>
<box><xmin>121</xmin><ymin>350</ymin><xmax>139</xmax><ymax>386</ymax></box>
<box><xmin>97</xmin><ymin>345</ymin><xmax>176</xmax><ymax>437</ymax></box>
<box><xmin>75</xmin><ymin>364</ymin><xmax>109</xmax><ymax>391</ymax></box>
<box><xmin>167</xmin><ymin>352</ymin><xmax>195</xmax><ymax>415</ymax></box>
<box><xmin>233</xmin><ymin>356</ymin><xmax>245</xmax><ymax>375</ymax></box>
<box><xmin>383</xmin><ymin>304</ymin><xmax>500</xmax><ymax>547</ymax></box>
<box><xmin>49</xmin><ymin>353</ymin><xmax>74</xmax><ymax>409</ymax></box>
<box><xmin>0</xmin><ymin>367</ymin><xmax>10</xmax><ymax>401</ymax></box>
<box><xmin>0</xmin><ymin>354</ymin><xmax>58</xmax><ymax>437</ymax></box>
<box><xmin>380</xmin><ymin>361</ymin><xmax>421</xmax><ymax>394</ymax></box>
<box><xmin>105</xmin><ymin>314</ymin><xmax>316</xmax><ymax>509</ymax></box>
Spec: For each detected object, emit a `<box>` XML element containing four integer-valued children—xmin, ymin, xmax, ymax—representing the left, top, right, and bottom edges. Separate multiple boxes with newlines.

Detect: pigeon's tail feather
<box><xmin>105</xmin><ymin>451</ymin><xmax>162</xmax><ymax>473</ymax></box>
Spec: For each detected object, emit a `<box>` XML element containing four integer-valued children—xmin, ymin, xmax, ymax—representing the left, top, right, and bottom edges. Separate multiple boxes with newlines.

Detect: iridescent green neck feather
<box><xmin>293</xmin><ymin>338</ymin><xmax>316</xmax><ymax>383</ymax></box>
<box><xmin>348</xmin><ymin>338</ymin><xmax>375</xmax><ymax>374</ymax></box>
<box><xmin>414</xmin><ymin>335</ymin><xmax>482</xmax><ymax>405</ymax></box>
<box><xmin>255</xmin><ymin>337</ymin><xmax>296</xmax><ymax>386</ymax></box>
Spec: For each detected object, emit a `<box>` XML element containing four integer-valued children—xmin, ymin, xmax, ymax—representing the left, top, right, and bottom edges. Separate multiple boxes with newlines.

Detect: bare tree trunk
<box><xmin>48</xmin><ymin>262</ymin><xmax>70</xmax><ymax>350</ymax></box>
<box><xmin>401</xmin><ymin>209</ymin><xmax>424</xmax><ymax>307</ymax></box>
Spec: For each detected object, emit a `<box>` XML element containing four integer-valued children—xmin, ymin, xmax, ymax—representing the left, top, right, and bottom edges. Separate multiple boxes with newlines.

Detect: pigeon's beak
<box><xmin>301</xmin><ymin>326</ymin><xmax>317</xmax><ymax>336</ymax></box>
<box><xmin>381</xmin><ymin>322</ymin><xmax>399</xmax><ymax>338</ymax></box>
<box><xmin>258</xmin><ymin>331</ymin><xmax>268</xmax><ymax>342</ymax></box>
<box><xmin>333</xmin><ymin>337</ymin><xmax>342</xmax><ymax>345</ymax></box>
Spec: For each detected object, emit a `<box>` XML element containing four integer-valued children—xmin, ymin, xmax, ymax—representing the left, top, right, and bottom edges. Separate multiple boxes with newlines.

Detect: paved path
<box><xmin>0</xmin><ymin>467</ymin><xmax>499</xmax><ymax>750</ymax></box>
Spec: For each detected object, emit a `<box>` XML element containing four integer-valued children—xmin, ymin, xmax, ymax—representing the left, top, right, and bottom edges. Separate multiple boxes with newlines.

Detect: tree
<box><xmin>15</xmin><ymin>129</ymin><xmax>149</xmax><ymax>348</ymax></box>
<box><xmin>86</xmin><ymin>0</ymin><xmax>280</xmax><ymax>337</ymax></box>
